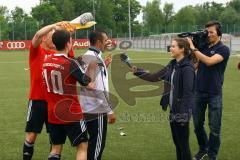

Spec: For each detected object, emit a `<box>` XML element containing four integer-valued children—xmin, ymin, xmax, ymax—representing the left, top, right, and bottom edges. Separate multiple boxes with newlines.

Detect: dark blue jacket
<box><xmin>135</xmin><ymin>57</ymin><xmax>195</xmax><ymax>122</ymax></box>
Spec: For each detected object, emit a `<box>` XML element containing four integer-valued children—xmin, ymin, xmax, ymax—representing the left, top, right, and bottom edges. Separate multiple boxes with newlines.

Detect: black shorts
<box><xmin>25</xmin><ymin>100</ymin><xmax>48</xmax><ymax>133</ymax></box>
<box><xmin>48</xmin><ymin>121</ymin><xmax>88</xmax><ymax>147</ymax></box>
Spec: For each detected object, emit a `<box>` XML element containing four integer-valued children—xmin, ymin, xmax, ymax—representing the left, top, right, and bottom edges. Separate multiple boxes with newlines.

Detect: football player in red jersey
<box><xmin>43</xmin><ymin>29</ymin><xmax>94</xmax><ymax>160</ymax></box>
<box><xmin>22</xmin><ymin>21</ymin><xmax>74</xmax><ymax>160</ymax></box>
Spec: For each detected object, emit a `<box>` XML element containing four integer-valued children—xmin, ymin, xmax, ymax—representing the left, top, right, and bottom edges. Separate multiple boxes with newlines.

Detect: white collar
<box><xmin>53</xmin><ymin>53</ymin><xmax>69</xmax><ymax>58</ymax></box>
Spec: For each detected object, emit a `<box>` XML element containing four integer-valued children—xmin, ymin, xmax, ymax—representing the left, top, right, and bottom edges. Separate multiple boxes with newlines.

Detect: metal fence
<box><xmin>1</xmin><ymin>22</ymin><xmax>240</xmax><ymax>52</ymax></box>
<box><xmin>1</xmin><ymin>21</ymin><xmax>240</xmax><ymax>40</ymax></box>
<box><xmin>116</xmin><ymin>35</ymin><xmax>240</xmax><ymax>53</ymax></box>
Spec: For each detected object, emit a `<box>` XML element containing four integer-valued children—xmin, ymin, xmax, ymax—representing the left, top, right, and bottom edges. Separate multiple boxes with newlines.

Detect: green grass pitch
<box><xmin>0</xmin><ymin>49</ymin><xmax>239</xmax><ymax>160</ymax></box>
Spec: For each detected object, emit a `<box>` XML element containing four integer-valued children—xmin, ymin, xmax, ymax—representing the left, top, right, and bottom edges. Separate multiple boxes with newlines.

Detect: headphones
<box><xmin>215</xmin><ymin>22</ymin><xmax>222</xmax><ymax>37</ymax></box>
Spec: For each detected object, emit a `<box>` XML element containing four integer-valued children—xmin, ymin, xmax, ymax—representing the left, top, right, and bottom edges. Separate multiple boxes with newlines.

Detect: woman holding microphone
<box><xmin>131</xmin><ymin>38</ymin><xmax>196</xmax><ymax>160</ymax></box>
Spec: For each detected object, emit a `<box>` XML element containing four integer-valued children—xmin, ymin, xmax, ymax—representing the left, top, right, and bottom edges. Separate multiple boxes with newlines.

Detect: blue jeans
<box><xmin>193</xmin><ymin>92</ymin><xmax>222</xmax><ymax>159</ymax></box>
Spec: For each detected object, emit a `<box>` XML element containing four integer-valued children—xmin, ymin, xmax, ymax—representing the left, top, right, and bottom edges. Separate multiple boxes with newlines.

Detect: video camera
<box><xmin>178</xmin><ymin>29</ymin><xmax>209</xmax><ymax>51</ymax></box>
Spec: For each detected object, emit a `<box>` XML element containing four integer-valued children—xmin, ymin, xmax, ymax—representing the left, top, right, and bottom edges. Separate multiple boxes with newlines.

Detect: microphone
<box><xmin>120</xmin><ymin>53</ymin><xmax>146</xmax><ymax>75</ymax></box>
<box><xmin>120</xmin><ymin>53</ymin><xmax>132</xmax><ymax>68</ymax></box>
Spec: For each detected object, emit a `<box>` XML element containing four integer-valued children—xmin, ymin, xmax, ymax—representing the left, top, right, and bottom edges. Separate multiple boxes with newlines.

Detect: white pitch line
<box><xmin>131</xmin><ymin>58</ymin><xmax>172</xmax><ymax>60</ymax></box>
<box><xmin>114</xmin><ymin>57</ymin><xmax>172</xmax><ymax>61</ymax></box>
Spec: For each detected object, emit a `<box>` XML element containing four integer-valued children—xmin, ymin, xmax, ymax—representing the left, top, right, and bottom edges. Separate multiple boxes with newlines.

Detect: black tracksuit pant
<box><xmin>170</xmin><ymin>121</ymin><xmax>192</xmax><ymax>160</ymax></box>
<box><xmin>86</xmin><ymin>114</ymin><xmax>108</xmax><ymax>160</ymax></box>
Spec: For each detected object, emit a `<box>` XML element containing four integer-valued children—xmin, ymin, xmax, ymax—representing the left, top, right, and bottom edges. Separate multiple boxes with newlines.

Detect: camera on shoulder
<box><xmin>167</xmin><ymin>29</ymin><xmax>209</xmax><ymax>52</ymax></box>
<box><xmin>178</xmin><ymin>30</ymin><xmax>209</xmax><ymax>51</ymax></box>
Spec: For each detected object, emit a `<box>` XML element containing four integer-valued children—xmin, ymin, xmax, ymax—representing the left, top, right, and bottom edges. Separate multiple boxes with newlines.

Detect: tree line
<box><xmin>0</xmin><ymin>0</ymin><xmax>240</xmax><ymax>40</ymax></box>
<box><xmin>143</xmin><ymin>0</ymin><xmax>240</xmax><ymax>35</ymax></box>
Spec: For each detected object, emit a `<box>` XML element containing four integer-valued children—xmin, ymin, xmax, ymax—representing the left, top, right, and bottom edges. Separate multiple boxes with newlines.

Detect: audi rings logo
<box><xmin>7</xmin><ymin>42</ymin><xmax>26</xmax><ymax>49</ymax></box>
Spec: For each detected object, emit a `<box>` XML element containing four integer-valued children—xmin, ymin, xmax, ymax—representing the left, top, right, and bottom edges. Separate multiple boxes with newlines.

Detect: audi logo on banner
<box><xmin>7</xmin><ymin>42</ymin><xmax>26</xmax><ymax>49</ymax></box>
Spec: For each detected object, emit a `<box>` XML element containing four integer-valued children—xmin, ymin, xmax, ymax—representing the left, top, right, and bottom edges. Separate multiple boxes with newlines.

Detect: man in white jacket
<box><xmin>80</xmin><ymin>29</ymin><xmax>116</xmax><ymax>160</ymax></box>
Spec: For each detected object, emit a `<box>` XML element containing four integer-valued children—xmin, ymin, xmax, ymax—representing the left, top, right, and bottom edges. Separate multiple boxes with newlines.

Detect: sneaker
<box><xmin>193</xmin><ymin>150</ymin><xmax>208</xmax><ymax>160</ymax></box>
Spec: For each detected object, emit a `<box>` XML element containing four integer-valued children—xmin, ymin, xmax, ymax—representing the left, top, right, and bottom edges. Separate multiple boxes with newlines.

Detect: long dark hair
<box><xmin>173</xmin><ymin>38</ymin><xmax>197</xmax><ymax>63</ymax></box>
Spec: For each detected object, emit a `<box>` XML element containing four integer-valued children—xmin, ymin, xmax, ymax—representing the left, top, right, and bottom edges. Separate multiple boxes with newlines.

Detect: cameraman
<box><xmin>187</xmin><ymin>21</ymin><xmax>230</xmax><ymax>160</ymax></box>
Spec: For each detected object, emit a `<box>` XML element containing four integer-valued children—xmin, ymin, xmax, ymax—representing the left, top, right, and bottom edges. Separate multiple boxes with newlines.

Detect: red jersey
<box><xmin>43</xmin><ymin>53</ymin><xmax>85</xmax><ymax>124</ymax></box>
<box><xmin>29</xmin><ymin>44</ymin><xmax>74</xmax><ymax>100</ymax></box>
<box><xmin>29</xmin><ymin>44</ymin><xmax>56</xmax><ymax>100</ymax></box>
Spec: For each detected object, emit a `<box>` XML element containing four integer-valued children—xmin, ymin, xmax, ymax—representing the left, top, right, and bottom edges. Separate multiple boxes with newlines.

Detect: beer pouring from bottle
<box><xmin>67</xmin><ymin>12</ymin><xmax>96</xmax><ymax>32</ymax></box>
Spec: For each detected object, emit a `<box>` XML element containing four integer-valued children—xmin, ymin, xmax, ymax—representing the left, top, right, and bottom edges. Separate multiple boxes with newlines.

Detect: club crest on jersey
<box><xmin>210</xmin><ymin>50</ymin><xmax>215</xmax><ymax>55</ymax></box>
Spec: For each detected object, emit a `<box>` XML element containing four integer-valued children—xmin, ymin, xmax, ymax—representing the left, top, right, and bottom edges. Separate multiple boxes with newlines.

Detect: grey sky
<box><xmin>0</xmin><ymin>0</ymin><xmax>231</xmax><ymax>21</ymax></box>
<box><xmin>0</xmin><ymin>0</ymin><xmax>39</xmax><ymax>14</ymax></box>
